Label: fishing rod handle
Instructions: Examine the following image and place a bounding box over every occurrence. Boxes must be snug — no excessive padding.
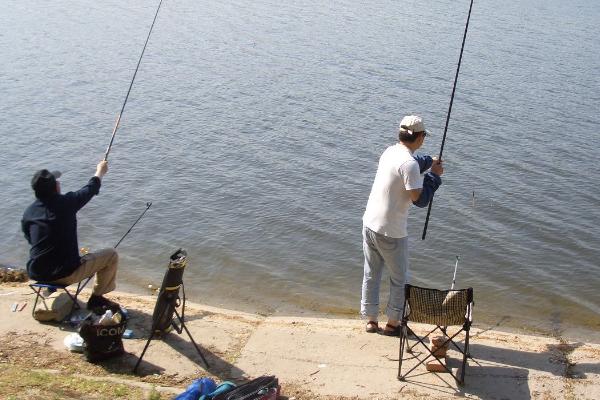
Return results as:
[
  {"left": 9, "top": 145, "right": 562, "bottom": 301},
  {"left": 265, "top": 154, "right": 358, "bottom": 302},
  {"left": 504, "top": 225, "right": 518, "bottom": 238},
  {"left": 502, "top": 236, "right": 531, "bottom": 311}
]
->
[{"left": 104, "top": 114, "right": 122, "bottom": 161}]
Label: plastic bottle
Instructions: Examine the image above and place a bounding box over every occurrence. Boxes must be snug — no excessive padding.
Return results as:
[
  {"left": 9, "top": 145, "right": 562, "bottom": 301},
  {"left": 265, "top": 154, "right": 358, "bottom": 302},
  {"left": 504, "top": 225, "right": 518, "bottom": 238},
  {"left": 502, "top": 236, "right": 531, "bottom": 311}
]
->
[
  {"left": 111, "top": 312, "right": 122, "bottom": 325},
  {"left": 98, "top": 310, "right": 114, "bottom": 325}
]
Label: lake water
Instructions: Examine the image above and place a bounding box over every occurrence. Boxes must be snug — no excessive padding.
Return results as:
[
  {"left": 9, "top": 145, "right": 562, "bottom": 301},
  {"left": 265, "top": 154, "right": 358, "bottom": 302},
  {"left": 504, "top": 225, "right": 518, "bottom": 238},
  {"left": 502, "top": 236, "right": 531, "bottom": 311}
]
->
[{"left": 1, "top": 0, "right": 599, "bottom": 342}]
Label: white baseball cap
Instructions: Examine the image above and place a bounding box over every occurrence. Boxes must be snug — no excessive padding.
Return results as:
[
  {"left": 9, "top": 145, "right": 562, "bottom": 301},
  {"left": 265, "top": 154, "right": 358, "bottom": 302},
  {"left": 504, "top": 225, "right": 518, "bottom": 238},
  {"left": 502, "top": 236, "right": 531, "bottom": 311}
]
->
[{"left": 399, "top": 115, "right": 429, "bottom": 136}]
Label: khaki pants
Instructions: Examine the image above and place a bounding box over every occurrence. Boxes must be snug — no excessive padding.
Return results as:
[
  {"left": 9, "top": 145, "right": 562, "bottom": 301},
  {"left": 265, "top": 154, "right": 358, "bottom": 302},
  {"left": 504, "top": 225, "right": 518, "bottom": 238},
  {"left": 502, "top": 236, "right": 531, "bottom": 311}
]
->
[{"left": 52, "top": 248, "right": 118, "bottom": 296}]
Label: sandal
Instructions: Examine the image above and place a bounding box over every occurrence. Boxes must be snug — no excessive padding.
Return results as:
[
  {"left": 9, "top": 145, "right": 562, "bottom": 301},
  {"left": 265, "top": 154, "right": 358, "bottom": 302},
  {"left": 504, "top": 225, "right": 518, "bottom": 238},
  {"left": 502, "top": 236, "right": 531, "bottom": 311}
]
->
[
  {"left": 365, "top": 321, "right": 379, "bottom": 333},
  {"left": 380, "top": 323, "right": 401, "bottom": 337}
]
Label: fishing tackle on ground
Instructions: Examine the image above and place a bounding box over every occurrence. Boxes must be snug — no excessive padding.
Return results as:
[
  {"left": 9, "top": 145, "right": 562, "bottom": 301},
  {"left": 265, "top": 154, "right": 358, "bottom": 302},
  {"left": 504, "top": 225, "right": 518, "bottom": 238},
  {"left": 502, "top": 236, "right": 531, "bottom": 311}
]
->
[{"left": 133, "top": 248, "right": 210, "bottom": 373}]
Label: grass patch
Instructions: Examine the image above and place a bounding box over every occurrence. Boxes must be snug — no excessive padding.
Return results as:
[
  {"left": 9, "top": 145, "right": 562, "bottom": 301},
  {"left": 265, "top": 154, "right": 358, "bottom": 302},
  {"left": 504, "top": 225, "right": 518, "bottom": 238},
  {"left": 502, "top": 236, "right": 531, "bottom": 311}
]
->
[{"left": 0, "top": 365, "right": 163, "bottom": 400}]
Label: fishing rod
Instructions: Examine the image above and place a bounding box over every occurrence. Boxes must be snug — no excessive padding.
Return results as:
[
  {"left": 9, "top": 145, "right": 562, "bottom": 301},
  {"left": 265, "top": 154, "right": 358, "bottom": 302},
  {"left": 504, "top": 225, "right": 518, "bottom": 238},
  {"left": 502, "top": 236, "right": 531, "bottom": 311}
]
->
[
  {"left": 451, "top": 255, "right": 460, "bottom": 290},
  {"left": 104, "top": 0, "right": 165, "bottom": 161},
  {"left": 421, "top": 0, "right": 474, "bottom": 240},
  {"left": 114, "top": 202, "right": 153, "bottom": 248},
  {"left": 78, "top": 202, "right": 152, "bottom": 292},
  {"left": 440, "top": 255, "right": 460, "bottom": 333}
]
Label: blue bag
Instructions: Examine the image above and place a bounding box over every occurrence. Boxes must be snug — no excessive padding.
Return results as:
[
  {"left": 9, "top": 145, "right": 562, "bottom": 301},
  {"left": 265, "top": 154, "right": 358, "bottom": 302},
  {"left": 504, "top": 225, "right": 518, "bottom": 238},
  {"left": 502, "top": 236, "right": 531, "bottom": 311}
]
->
[{"left": 174, "top": 377, "right": 217, "bottom": 400}]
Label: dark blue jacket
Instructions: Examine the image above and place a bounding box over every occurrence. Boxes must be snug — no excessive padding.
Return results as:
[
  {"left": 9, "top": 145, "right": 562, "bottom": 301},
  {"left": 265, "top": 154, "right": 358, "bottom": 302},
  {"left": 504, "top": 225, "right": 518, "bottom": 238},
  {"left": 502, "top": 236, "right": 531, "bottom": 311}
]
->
[{"left": 22, "top": 177, "right": 101, "bottom": 281}]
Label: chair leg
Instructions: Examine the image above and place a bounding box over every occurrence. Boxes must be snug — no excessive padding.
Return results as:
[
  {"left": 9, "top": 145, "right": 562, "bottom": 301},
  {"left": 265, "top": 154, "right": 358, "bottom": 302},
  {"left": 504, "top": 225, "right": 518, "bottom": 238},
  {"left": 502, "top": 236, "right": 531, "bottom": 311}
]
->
[
  {"left": 398, "top": 325, "right": 407, "bottom": 380},
  {"left": 63, "top": 278, "right": 92, "bottom": 322},
  {"left": 398, "top": 325, "right": 433, "bottom": 380},
  {"left": 75, "top": 277, "right": 92, "bottom": 298},
  {"left": 408, "top": 325, "right": 437, "bottom": 353},
  {"left": 400, "top": 325, "right": 470, "bottom": 383},
  {"left": 458, "top": 330, "right": 470, "bottom": 385},
  {"left": 30, "top": 285, "right": 42, "bottom": 317}
]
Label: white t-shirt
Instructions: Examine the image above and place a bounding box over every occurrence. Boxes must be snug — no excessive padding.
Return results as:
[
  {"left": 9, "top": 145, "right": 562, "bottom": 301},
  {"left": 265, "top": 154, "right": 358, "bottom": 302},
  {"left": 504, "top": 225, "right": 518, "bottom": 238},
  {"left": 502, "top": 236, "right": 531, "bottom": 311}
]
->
[{"left": 363, "top": 143, "right": 423, "bottom": 238}]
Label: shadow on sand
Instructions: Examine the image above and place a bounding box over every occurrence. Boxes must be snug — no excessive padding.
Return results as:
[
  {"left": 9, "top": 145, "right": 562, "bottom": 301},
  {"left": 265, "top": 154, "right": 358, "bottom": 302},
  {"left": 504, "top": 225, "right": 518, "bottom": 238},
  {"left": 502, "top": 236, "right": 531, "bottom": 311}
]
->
[
  {"left": 53, "top": 303, "right": 246, "bottom": 383},
  {"left": 121, "top": 307, "right": 245, "bottom": 380}
]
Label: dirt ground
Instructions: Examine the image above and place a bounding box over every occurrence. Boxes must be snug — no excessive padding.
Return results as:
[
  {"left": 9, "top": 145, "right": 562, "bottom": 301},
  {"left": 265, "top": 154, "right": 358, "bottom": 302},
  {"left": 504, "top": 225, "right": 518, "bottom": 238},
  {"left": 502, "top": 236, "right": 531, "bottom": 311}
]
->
[{"left": 1, "top": 282, "right": 599, "bottom": 399}]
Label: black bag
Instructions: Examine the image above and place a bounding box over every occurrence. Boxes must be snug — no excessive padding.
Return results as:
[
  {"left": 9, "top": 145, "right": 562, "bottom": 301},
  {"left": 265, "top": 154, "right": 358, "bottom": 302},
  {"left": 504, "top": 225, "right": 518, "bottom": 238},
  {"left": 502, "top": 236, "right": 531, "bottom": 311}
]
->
[
  {"left": 78, "top": 306, "right": 127, "bottom": 362},
  {"left": 213, "top": 376, "right": 279, "bottom": 400}
]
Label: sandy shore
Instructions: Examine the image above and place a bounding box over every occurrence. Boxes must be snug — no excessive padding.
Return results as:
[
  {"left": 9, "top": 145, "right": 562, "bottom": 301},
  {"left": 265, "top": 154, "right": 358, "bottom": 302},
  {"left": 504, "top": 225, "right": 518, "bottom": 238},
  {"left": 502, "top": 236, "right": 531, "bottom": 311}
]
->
[{"left": 1, "top": 282, "right": 599, "bottom": 399}]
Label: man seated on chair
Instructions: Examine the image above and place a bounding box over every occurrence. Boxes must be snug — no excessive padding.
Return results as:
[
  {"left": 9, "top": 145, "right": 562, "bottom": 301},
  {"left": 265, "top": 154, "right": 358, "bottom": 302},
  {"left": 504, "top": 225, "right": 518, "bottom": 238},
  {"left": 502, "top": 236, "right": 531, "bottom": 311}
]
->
[{"left": 22, "top": 160, "right": 119, "bottom": 310}]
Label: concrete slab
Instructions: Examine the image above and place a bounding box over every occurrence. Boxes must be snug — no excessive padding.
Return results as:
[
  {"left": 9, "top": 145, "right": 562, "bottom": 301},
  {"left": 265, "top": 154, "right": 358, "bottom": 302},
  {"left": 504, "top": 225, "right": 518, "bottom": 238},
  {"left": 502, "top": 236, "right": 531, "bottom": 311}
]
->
[{"left": 2, "top": 284, "right": 599, "bottom": 399}]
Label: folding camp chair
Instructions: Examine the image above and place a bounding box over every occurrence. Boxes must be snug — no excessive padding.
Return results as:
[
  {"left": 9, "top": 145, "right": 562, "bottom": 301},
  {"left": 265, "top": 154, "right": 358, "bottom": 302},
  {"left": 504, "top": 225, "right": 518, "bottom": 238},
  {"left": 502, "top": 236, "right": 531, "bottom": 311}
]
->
[
  {"left": 29, "top": 277, "right": 92, "bottom": 321},
  {"left": 398, "top": 284, "right": 474, "bottom": 385}
]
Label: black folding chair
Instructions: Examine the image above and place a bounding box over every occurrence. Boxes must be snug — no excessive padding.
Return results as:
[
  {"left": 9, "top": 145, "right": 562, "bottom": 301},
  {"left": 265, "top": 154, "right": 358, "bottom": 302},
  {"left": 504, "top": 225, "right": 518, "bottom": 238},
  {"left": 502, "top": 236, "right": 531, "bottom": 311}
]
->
[{"left": 398, "top": 284, "right": 474, "bottom": 385}]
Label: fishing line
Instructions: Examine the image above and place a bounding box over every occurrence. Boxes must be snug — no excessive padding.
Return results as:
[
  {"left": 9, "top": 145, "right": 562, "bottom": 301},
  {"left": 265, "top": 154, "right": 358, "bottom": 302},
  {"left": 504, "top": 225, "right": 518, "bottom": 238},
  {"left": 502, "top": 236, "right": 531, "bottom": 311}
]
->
[
  {"left": 104, "top": 0, "right": 165, "bottom": 161},
  {"left": 421, "top": 0, "right": 474, "bottom": 240}
]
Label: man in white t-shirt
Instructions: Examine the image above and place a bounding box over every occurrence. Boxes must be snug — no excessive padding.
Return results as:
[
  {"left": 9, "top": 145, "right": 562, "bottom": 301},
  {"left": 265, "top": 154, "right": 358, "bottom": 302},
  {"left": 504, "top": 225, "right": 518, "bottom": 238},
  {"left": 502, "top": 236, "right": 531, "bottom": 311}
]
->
[{"left": 361, "top": 115, "right": 444, "bottom": 336}]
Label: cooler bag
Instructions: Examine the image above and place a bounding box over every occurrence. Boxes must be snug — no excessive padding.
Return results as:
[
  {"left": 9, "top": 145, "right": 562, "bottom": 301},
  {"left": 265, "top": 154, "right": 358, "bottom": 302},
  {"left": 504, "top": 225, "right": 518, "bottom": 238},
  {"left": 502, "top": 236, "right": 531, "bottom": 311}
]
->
[{"left": 78, "top": 305, "right": 127, "bottom": 362}]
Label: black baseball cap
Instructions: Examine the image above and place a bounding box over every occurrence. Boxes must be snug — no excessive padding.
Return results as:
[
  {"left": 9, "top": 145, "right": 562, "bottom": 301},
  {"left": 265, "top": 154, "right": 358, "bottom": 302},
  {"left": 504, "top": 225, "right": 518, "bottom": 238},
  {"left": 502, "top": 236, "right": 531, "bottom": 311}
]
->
[{"left": 31, "top": 169, "right": 62, "bottom": 198}]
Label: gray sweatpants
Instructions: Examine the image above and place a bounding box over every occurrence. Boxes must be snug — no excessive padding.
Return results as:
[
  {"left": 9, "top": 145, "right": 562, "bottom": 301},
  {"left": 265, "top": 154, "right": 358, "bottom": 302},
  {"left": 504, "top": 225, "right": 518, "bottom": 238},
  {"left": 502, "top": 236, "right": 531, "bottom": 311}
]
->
[{"left": 360, "top": 226, "right": 410, "bottom": 321}]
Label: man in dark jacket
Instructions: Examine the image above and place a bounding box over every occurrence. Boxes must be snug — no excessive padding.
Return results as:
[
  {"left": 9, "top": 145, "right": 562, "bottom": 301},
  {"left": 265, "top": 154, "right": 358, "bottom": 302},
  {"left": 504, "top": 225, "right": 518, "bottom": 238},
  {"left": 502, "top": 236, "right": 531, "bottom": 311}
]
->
[{"left": 22, "top": 160, "right": 119, "bottom": 310}]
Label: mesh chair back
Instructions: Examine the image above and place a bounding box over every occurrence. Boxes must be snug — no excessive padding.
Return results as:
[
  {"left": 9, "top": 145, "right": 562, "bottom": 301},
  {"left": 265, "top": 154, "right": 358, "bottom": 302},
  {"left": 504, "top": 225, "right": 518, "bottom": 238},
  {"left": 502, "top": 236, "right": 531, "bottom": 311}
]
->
[{"left": 406, "top": 285, "right": 473, "bottom": 326}]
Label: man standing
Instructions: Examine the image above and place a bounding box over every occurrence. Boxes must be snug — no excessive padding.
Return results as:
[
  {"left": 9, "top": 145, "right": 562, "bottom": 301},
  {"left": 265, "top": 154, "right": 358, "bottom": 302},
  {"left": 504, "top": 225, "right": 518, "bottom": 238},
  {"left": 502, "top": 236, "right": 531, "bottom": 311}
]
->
[
  {"left": 22, "top": 160, "right": 119, "bottom": 310},
  {"left": 361, "top": 115, "right": 444, "bottom": 336}
]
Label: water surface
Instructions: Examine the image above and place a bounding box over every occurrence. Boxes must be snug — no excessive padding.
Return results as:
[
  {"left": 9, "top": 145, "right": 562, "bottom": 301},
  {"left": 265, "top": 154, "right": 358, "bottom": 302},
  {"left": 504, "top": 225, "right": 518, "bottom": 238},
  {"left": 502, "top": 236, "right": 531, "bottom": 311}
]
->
[{"left": 1, "top": 0, "right": 599, "bottom": 342}]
